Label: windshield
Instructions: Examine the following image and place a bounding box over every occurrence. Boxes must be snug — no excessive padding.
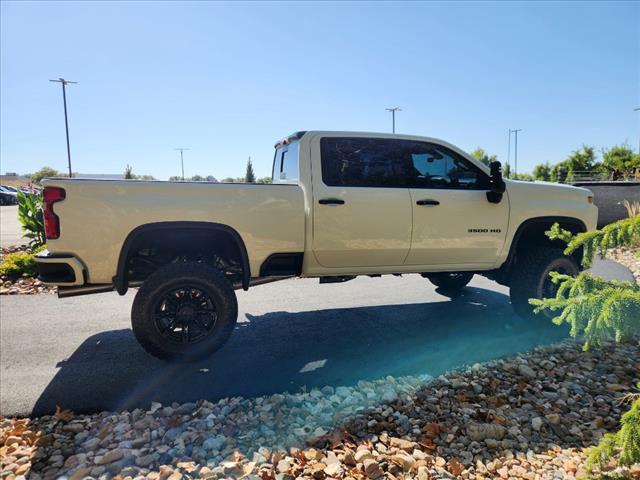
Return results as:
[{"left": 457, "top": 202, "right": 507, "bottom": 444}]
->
[{"left": 272, "top": 141, "right": 300, "bottom": 184}]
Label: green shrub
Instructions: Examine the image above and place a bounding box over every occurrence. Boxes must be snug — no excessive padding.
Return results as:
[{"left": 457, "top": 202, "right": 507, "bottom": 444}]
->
[
  {"left": 0, "top": 252, "right": 38, "bottom": 278},
  {"left": 17, "top": 191, "right": 45, "bottom": 248}
]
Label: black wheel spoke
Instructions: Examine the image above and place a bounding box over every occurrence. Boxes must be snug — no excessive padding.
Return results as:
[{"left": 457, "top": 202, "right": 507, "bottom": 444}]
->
[
  {"left": 158, "top": 318, "right": 177, "bottom": 337},
  {"left": 194, "top": 313, "right": 212, "bottom": 331},
  {"left": 153, "top": 286, "right": 217, "bottom": 345},
  {"left": 164, "top": 296, "right": 179, "bottom": 311},
  {"left": 181, "top": 326, "right": 189, "bottom": 343}
]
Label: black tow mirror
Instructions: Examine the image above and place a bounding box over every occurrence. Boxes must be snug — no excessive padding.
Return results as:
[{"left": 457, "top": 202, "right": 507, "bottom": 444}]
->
[{"left": 487, "top": 160, "right": 506, "bottom": 204}]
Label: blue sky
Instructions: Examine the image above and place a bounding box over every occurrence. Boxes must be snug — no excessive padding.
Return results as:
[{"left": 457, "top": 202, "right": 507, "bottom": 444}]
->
[{"left": 1, "top": 1, "right": 638, "bottom": 180}]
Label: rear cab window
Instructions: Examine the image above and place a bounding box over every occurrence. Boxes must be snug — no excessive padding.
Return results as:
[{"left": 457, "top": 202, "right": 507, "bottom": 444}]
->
[{"left": 272, "top": 141, "right": 300, "bottom": 184}]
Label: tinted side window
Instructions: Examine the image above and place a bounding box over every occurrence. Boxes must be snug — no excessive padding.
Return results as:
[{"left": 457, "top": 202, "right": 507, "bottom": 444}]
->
[
  {"left": 320, "top": 137, "right": 489, "bottom": 189},
  {"left": 404, "top": 141, "right": 489, "bottom": 190},
  {"left": 320, "top": 137, "right": 407, "bottom": 188}
]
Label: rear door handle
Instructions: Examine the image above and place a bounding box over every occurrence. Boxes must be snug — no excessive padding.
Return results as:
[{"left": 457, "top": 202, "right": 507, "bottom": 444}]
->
[
  {"left": 319, "top": 198, "right": 345, "bottom": 205},
  {"left": 416, "top": 199, "right": 440, "bottom": 206}
]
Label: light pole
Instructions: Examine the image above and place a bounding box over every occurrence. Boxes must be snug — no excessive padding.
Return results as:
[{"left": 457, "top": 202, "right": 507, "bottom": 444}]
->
[
  {"left": 512, "top": 128, "right": 522, "bottom": 176},
  {"left": 175, "top": 148, "right": 190, "bottom": 181},
  {"left": 49, "top": 78, "right": 78, "bottom": 177},
  {"left": 507, "top": 129, "right": 512, "bottom": 178},
  {"left": 385, "top": 107, "right": 401, "bottom": 133},
  {"left": 635, "top": 107, "right": 640, "bottom": 154}
]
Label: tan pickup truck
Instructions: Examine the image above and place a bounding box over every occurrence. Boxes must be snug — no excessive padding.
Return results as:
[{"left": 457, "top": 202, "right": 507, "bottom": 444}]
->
[{"left": 36, "top": 131, "right": 598, "bottom": 360}]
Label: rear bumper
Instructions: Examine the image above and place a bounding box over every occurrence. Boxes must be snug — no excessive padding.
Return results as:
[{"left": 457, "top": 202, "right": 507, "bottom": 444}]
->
[{"left": 34, "top": 250, "right": 86, "bottom": 286}]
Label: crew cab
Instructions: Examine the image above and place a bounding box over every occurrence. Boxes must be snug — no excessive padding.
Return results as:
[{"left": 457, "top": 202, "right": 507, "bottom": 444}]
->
[{"left": 36, "top": 131, "right": 598, "bottom": 360}]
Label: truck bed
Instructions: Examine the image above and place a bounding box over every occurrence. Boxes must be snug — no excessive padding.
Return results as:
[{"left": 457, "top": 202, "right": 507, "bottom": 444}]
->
[{"left": 43, "top": 179, "right": 305, "bottom": 284}]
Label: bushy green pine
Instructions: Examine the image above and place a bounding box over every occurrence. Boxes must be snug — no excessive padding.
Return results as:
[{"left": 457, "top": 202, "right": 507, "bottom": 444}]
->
[
  {"left": 245, "top": 158, "right": 256, "bottom": 183},
  {"left": 529, "top": 214, "right": 640, "bottom": 470},
  {"left": 586, "top": 388, "right": 640, "bottom": 469}
]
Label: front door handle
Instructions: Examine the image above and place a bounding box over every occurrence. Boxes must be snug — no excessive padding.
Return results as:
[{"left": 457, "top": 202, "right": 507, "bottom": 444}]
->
[
  {"left": 319, "top": 198, "right": 345, "bottom": 205},
  {"left": 416, "top": 199, "right": 440, "bottom": 206}
]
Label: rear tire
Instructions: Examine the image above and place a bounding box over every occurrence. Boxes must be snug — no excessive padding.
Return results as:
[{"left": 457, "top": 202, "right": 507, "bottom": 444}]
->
[
  {"left": 425, "top": 272, "right": 474, "bottom": 292},
  {"left": 131, "top": 262, "right": 238, "bottom": 361},
  {"left": 509, "top": 247, "right": 579, "bottom": 319}
]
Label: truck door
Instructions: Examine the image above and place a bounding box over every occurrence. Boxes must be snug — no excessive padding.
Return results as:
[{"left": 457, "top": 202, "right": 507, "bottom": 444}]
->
[
  {"left": 403, "top": 141, "right": 509, "bottom": 266},
  {"left": 310, "top": 135, "right": 412, "bottom": 268}
]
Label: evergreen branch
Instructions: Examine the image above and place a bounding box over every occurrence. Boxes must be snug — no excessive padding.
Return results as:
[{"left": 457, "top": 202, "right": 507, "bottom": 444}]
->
[
  {"left": 586, "top": 398, "right": 640, "bottom": 468},
  {"left": 529, "top": 273, "right": 640, "bottom": 350},
  {"left": 547, "top": 215, "right": 640, "bottom": 267}
]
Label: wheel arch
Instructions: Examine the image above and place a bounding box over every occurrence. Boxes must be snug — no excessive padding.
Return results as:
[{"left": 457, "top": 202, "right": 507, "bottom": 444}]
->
[
  {"left": 113, "top": 221, "right": 251, "bottom": 295},
  {"left": 502, "top": 215, "right": 587, "bottom": 275}
]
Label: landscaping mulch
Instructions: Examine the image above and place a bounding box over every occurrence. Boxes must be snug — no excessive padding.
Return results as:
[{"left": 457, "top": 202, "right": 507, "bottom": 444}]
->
[{"left": 2, "top": 340, "right": 639, "bottom": 480}]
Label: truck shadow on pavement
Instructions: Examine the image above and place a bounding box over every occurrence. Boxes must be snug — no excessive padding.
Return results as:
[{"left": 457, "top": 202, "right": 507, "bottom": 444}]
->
[{"left": 31, "top": 287, "right": 568, "bottom": 416}]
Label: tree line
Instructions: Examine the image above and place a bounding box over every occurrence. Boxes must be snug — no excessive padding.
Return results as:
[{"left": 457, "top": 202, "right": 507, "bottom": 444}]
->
[
  {"left": 23, "top": 158, "right": 272, "bottom": 184},
  {"left": 471, "top": 143, "right": 640, "bottom": 182},
  {"left": 24, "top": 166, "right": 157, "bottom": 183},
  {"left": 171, "top": 159, "right": 272, "bottom": 183}
]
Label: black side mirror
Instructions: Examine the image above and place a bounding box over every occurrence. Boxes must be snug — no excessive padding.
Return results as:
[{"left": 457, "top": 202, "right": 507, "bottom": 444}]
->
[{"left": 487, "top": 160, "right": 506, "bottom": 204}]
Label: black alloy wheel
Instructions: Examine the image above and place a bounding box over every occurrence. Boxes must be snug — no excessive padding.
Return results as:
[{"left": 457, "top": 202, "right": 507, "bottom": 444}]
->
[{"left": 153, "top": 286, "right": 218, "bottom": 345}]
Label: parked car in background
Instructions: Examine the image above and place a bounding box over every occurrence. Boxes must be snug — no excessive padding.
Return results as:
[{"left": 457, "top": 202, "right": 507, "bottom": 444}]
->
[
  {"left": 0, "top": 185, "right": 19, "bottom": 205},
  {"left": 19, "top": 185, "right": 40, "bottom": 195}
]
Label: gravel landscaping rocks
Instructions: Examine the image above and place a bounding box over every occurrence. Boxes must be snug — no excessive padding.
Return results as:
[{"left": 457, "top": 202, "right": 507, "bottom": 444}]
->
[
  {"left": 607, "top": 247, "right": 640, "bottom": 284},
  {"left": 2, "top": 339, "right": 639, "bottom": 479},
  {"left": 0, "top": 276, "right": 56, "bottom": 295},
  {"left": 0, "top": 245, "right": 56, "bottom": 295}
]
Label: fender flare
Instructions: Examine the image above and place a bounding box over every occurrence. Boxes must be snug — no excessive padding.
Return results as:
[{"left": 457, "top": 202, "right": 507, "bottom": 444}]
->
[
  {"left": 113, "top": 221, "right": 251, "bottom": 295},
  {"left": 503, "top": 216, "right": 587, "bottom": 271}
]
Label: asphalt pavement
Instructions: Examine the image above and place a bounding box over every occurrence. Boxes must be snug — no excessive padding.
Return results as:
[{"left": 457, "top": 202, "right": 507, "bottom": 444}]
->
[
  {"left": 0, "top": 205, "right": 22, "bottom": 248},
  {"left": 1, "top": 259, "right": 633, "bottom": 417}
]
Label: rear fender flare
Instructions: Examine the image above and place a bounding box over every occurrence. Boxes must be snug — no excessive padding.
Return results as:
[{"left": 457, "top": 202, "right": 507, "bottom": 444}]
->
[{"left": 113, "top": 221, "right": 250, "bottom": 294}]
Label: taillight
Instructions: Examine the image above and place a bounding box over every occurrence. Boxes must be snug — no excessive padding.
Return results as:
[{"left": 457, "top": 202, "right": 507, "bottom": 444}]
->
[{"left": 43, "top": 187, "right": 65, "bottom": 239}]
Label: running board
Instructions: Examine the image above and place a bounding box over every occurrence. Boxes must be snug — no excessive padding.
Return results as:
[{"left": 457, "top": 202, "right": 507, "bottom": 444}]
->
[
  {"left": 244, "top": 276, "right": 292, "bottom": 288},
  {"left": 58, "top": 284, "right": 115, "bottom": 298}
]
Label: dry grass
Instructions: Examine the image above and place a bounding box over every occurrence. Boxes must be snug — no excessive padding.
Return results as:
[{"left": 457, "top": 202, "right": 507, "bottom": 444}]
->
[{"left": 622, "top": 199, "right": 640, "bottom": 218}]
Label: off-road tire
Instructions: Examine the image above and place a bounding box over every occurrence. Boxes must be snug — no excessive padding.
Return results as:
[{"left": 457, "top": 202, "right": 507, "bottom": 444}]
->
[
  {"left": 509, "top": 247, "right": 579, "bottom": 319},
  {"left": 426, "top": 272, "right": 474, "bottom": 292},
  {"left": 131, "top": 262, "right": 238, "bottom": 361}
]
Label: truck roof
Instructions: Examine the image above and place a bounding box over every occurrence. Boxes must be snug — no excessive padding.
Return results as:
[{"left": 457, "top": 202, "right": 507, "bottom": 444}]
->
[
  {"left": 274, "top": 131, "right": 307, "bottom": 148},
  {"left": 276, "top": 130, "right": 457, "bottom": 145}
]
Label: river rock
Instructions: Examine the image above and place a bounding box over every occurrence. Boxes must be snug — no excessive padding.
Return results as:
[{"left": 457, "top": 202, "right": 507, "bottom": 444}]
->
[
  {"left": 466, "top": 423, "right": 507, "bottom": 441},
  {"left": 95, "top": 448, "right": 124, "bottom": 465},
  {"left": 389, "top": 437, "right": 416, "bottom": 452},
  {"left": 363, "top": 459, "right": 384, "bottom": 479},
  {"left": 518, "top": 364, "right": 537, "bottom": 379},
  {"left": 531, "top": 417, "right": 543, "bottom": 431},
  {"left": 391, "top": 452, "right": 417, "bottom": 471}
]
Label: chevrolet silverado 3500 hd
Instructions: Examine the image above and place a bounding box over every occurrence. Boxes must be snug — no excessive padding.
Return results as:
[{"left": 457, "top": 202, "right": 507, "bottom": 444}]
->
[{"left": 36, "top": 131, "right": 597, "bottom": 360}]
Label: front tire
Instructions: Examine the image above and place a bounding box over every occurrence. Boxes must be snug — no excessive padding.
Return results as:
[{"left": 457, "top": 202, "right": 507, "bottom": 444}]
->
[
  {"left": 131, "top": 262, "right": 238, "bottom": 361},
  {"left": 509, "top": 247, "right": 579, "bottom": 319}
]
